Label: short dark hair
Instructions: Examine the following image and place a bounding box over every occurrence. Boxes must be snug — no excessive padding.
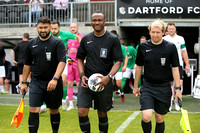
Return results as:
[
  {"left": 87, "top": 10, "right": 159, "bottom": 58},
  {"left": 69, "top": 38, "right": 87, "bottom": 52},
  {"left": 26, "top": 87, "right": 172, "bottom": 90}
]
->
[
  {"left": 92, "top": 10, "right": 105, "bottom": 19},
  {"left": 23, "top": 33, "right": 29, "bottom": 40},
  {"left": 110, "top": 30, "right": 119, "bottom": 37},
  {"left": 51, "top": 19, "right": 60, "bottom": 27},
  {"left": 140, "top": 36, "right": 146, "bottom": 40},
  {"left": 37, "top": 16, "right": 51, "bottom": 25},
  {"left": 167, "top": 22, "right": 176, "bottom": 27}
]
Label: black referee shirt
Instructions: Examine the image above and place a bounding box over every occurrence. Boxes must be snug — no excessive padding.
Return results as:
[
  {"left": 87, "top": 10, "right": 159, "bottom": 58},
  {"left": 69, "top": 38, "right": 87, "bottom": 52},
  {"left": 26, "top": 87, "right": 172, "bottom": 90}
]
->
[
  {"left": 136, "top": 39, "right": 179, "bottom": 84},
  {"left": 24, "top": 35, "right": 66, "bottom": 81},
  {"left": 76, "top": 31, "right": 123, "bottom": 77}
]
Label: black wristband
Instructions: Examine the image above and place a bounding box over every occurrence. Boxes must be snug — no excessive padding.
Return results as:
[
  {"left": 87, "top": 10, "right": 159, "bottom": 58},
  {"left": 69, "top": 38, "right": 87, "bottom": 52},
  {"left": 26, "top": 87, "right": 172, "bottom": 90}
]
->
[
  {"left": 175, "top": 86, "right": 181, "bottom": 90},
  {"left": 22, "top": 81, "right": 28, "bottom": 84}
]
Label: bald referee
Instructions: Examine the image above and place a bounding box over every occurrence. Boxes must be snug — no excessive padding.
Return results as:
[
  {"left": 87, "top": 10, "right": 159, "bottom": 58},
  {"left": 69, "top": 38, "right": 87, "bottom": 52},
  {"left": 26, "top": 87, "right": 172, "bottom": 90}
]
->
[
  {"left": 133, "top": 20, "right": 182, "bottom": 133},
  {"left": 21, "top": 16, "right": 66, "bottom": 133}
]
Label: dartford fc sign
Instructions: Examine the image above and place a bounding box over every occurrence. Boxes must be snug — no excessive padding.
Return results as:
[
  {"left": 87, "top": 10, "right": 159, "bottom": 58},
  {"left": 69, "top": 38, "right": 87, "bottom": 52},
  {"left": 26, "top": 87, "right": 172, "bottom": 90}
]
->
[{"left": 117, "top": 0, "right": 200, "bottom": 18}]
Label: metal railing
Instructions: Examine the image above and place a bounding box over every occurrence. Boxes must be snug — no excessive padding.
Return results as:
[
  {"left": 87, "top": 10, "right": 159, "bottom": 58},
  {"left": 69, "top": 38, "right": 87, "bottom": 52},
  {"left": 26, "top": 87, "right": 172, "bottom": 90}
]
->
[{"left": 0, "top": 1, "right": 116, "bottom": 27}]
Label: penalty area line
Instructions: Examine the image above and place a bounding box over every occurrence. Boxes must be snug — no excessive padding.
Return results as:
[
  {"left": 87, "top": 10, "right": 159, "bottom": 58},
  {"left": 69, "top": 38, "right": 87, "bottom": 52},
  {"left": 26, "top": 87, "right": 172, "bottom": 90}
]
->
[{"left": 115, "top": 111, "right": 140, "bottom": 133}]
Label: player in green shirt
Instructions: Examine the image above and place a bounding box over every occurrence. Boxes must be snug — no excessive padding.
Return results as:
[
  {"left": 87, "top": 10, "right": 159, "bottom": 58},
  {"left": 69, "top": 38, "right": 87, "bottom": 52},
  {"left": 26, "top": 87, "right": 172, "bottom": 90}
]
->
[
  {"left": 122, "top": 44, "right": 137, "bottom": 101},
  {"left": 113, "top": 42, "right": 128, "bottom": 102}
]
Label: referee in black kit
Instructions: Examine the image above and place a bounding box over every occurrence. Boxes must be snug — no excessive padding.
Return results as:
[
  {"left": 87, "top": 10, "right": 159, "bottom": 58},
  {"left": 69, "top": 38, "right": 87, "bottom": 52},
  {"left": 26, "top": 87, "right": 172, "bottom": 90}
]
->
[
  {"left": 21, "top": 16, "right": 66, "bottom": 133},
  {"left": 133, "top": 20, "right": 182, "bottom": 133},
  {"left": 76, "top": 11, "right": 123, "bottom": 133}
]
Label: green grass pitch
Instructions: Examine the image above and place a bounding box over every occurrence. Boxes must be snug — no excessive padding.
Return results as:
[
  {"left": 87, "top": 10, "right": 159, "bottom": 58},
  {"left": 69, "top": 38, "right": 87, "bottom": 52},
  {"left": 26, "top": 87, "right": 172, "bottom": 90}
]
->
[{"left": 0, "top": 94, "right": 200, "bottom": 133}]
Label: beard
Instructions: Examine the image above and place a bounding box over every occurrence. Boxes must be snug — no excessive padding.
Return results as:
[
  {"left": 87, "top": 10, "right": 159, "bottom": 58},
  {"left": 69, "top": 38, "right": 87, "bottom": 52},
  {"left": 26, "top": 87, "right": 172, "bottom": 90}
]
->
[{"left": 39, "top": 31, "right": 50, "bottom": 39}]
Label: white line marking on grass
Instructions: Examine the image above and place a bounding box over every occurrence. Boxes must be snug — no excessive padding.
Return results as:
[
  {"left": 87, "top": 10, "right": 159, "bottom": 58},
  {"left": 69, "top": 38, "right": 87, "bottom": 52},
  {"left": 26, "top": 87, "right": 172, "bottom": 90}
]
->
[{"left": 115, "top": 111, "right": 140, "bottom": 133}]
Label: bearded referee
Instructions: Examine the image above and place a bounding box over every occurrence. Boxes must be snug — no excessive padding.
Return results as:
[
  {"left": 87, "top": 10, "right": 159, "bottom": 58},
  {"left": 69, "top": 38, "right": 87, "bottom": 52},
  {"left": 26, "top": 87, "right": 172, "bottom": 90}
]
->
[
  {"left": 21, "top": 16, "right": 66, "bottom": 133},
  {"left": 133, "top": 20, "right": 182, "bottom": 133},
  {"left": 76, "top": 11, "right": 123, "bottom": 133}
]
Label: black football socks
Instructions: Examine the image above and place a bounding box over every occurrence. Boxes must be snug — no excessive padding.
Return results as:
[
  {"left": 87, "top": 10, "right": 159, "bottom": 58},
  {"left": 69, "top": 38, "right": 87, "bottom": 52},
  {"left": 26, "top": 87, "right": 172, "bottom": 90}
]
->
[
  {"left": 155, "top": 121, "right": 165, "bottom": 133},
  {"left": 50, "top": 113, "right": 60, "bottom": 133},
  {"left": 141, "top": 120, "right": 152, "bottom": 133},
  {"left": 29, "top": 112, "right": 39, "bottom": 133},
  {"left": 99, "top": 116, "right": 108, "bottom": 133},
  {"left": 79, "top": 116, "right": 90, "bottom": 133}
]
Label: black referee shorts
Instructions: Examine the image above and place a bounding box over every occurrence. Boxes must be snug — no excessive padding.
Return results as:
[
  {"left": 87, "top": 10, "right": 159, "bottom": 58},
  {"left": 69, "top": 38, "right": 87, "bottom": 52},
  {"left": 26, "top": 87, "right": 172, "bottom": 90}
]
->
[
  {"left": 29, "top": 76, "right": 63, "bottom": 109},
  {"left": 140, "top": 81, "right": 172, "bottom": 115},
  {"left": 77, "top": 80, "right": 113, "bottom": 112}
]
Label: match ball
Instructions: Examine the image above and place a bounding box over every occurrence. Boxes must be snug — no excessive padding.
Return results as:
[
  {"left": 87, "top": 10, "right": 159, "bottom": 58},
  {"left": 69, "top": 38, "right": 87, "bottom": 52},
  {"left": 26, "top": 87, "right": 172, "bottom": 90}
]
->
[{"left": 88, "top": 73, "right": 104, "bottom": 92}]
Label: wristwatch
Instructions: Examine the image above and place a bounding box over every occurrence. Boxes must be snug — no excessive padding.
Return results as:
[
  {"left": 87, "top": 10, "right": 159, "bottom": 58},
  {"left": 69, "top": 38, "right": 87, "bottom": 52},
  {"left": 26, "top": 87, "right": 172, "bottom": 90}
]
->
[
  {"left": 22, "top": 81, "right": 27, "bottom": 84},
  {"left": 53, "top": 77, "right": 58, "bottom": 81},
  {"left": 107, "top": 74, "right": 113, "bottom": 79}
]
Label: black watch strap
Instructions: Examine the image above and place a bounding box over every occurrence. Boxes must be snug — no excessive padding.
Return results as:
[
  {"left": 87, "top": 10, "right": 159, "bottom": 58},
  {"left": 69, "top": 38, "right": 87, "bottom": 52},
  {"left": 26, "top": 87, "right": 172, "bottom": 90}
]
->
[
  {"left": 22, "top": 81, "right": 28, "bottom": 84},
  {"left": 53, "top": 77, "right": 58, "bottom": 81},
  {"left": 108, "top": 74, "right": 113, "bottom": 79}
]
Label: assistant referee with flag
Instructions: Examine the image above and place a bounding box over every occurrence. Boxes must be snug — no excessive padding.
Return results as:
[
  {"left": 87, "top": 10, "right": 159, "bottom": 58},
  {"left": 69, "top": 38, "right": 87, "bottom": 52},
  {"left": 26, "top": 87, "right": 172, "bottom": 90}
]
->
[
  {"left": 21, "top": 16, "right": 66, "bottom": 133},
  {"left": 133, "top": 20, "right": 182, "bottom": 133}
]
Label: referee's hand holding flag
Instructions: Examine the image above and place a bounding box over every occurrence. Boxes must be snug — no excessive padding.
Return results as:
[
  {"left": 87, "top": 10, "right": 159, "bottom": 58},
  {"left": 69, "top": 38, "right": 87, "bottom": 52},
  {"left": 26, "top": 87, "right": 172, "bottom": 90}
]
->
[
  {"left": 178, "top": 98, "right": 192, "bottom": 133},
  {"left": 10, "top": 90, "right": 26, "bottom": 128}
]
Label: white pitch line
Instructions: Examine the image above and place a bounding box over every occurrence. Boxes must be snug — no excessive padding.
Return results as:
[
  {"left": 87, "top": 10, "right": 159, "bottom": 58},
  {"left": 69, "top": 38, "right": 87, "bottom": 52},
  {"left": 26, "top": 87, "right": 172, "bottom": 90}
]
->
[{"left": 115, "top": 111, "right": 140, "bottom": 133}]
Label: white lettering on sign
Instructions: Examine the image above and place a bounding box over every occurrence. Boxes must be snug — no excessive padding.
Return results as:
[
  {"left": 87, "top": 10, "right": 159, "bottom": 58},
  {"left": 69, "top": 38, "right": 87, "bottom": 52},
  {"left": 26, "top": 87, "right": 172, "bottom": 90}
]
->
[
  {"left": 128, "top": 7, "right": 184, "bottom": 14},
  {"left": 146, "top": 0, "right": 163, "bottom": 4},
  {"left": 188, "top": 7, "right": 200, "bottom": 14}
]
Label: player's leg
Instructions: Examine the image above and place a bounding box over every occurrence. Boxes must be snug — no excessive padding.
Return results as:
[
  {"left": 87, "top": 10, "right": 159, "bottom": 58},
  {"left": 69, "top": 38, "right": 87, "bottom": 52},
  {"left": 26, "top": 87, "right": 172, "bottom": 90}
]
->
[
  {"left": 28, "top": 78, "right": 44, "bottom": 132},
  {"left": 141, "top": 109, "right": 153, "bottom": 133},
  {"left": 140, "top": 82, "right": 154, "bottom": 133},
  {"left": 67, "top": 64, "right": 75, "bottom": 111},
  {"left": 155, "top": 113, "right": 165, "bottom": 133},
  {"left": 77, "top": 82, "right": 92, "bottom": 132},
  {"left": 169, "top": 81, "right": 174, "bottom": 112},
  {"left": 4, "top": 79, "right": 10, "bottom": 93},
  {"left": 95, "top": 80, "right": 113, "bottom": 133},
  {"left": 154, "top": 86, "right": 171, "bottom": 133},
  {"left": 0, "top": 66, "right": 6, "bottom": 94},
  {"left": 0, "top": 77, "right": 4, "bottom": 94},
  {"left": 67, "top": 81, "right": 74, "bottom": 110},
  {"left": 120, "top": 68, "right": 132, "bottom": 102},
  {"left": 74, "top": 66, "right": 80, "bottom": 99},
  {"left": 46, "top": 78, "right": 63, "bottom": 133},
  {"left": 97, "top": 111, "right": 108, "bottom": 133},
  {"left": 62, "top": 73, "right": 67, "bottom": 111},
  {"left": 114, "top": 72, "right": 122, "bottom": 95},
  {"left": 49, "top": 109, "right": 60, "bottom": 133},
  {"left": 29, "top": 107, "right": 41, "bottom": 133}
]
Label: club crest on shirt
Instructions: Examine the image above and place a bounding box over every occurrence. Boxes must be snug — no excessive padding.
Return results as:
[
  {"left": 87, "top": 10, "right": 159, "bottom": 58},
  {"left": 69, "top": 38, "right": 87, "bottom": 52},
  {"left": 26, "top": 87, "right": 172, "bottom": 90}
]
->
[
  {"left": 161, "top": 58, "right": 166, "bottom": 66},
  {"left": 72, "top": 43, "right": 75, "bottom": 46},
  {"left": 100, "top": 48, "right": 107, "bottom": 58}
]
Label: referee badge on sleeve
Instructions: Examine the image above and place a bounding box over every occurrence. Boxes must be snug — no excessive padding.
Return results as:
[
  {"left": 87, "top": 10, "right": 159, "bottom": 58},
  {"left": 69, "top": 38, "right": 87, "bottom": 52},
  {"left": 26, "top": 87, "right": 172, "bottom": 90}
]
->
[
  {"left": 100, "top": 48, "right": 107, "bottom": 58},
  {"left": 161, "top": 58, "right": 166, "bottom": 66}
]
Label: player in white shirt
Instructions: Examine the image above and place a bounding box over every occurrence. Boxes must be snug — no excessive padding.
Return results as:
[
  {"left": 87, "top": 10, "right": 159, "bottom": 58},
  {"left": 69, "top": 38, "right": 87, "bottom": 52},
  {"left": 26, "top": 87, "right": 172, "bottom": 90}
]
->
[{"left": 163, "top": 22, "right": 190, "bottom": 111}]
